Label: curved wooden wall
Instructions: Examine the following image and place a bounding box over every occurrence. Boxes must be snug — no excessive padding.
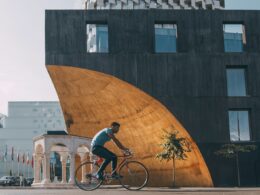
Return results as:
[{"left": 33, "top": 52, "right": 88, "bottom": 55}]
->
[{"left": 47, "top": 65, "right": 213, "bottom": 187}]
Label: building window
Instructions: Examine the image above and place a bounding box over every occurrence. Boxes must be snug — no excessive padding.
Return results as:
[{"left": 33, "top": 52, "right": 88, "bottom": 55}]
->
[
  {"left": 226, "top": 67, "right": 247, "bottom": 96},
  {"left": 155, "top": 24, "right": 177, "bottom": 53},
  {"left": 86, "top": 24, "right": 108, "bottom": 53},
  {"left": 223, "top": 24, "right": 246, "bottom": 52},
  {"left": 228, "top": 110, "right": 251, "bottom": 142}
]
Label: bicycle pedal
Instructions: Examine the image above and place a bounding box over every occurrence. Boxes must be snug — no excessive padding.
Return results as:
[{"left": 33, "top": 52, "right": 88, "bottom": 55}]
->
[{"left": 85, "top": 173, "right": 92, "bottom": 178}]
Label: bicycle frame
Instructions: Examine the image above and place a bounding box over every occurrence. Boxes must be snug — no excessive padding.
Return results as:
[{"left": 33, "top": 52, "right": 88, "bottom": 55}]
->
[{"left": 95, "top": 154, "right": 133, "bottom": 177}]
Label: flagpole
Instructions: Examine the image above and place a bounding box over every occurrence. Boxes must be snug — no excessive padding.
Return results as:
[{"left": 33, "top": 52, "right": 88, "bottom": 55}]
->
[
  {"left": 22, "top": 160, "right": 23, "bottom": 176},
  {"left": 23, "top": 160, "right": 25, "bottom": 177},
  {"left": 5, "top": 145, "right": 8, "bottom": 175},
  {"left": 27, "top": 153, "right": 29, "bottom": 178},
  {"left": 24, "top": 153, "right": 26, "bottom": 178},
  {"left": 17, "top": 152, "right": 20, "bottom": 176},
  {"left": 11, "top": 147, "right": 13, "bottom": 176},
  {"left": 31, "top": 156, "right": 34, "bottom": 178},
  {"left": 11, "top": 160, "right": 13, "bottom": 176},
  {"left": 18, "top": 161, "right": 20, "bottom": 176},
  {"left": 4, "top": 160, "right": 6, "bottom": 175}
]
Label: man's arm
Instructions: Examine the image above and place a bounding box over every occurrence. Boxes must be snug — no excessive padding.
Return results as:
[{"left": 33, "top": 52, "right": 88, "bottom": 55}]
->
[{"left": 108, "top": 133, "right": 128, "bottom": 151}]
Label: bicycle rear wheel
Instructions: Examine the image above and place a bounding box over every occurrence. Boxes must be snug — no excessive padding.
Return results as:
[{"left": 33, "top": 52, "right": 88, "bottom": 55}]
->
[
  {"left": 118, "top": 161, "right": 149, "bottom": 190},
  {"left": 74, "top": 161, "right": 102, "bottom": 191}
]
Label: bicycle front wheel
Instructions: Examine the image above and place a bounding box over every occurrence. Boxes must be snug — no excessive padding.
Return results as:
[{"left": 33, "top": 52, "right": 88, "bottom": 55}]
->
[
  {"left": 119, "top": 161, "right": 149, "bottom": 190},
  {"left": 74, "top": 161, "right": 102, "bottom": 191}
]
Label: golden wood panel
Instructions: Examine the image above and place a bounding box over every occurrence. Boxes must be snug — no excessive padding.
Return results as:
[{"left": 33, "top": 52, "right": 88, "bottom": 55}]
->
[{"left": 47, "top": 65, "right": 213, "bottom": 187}]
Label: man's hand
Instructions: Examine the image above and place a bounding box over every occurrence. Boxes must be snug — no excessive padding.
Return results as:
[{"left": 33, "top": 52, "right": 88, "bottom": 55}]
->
[
  {"left": 122, "top": 147, "right": 129, "bottom": 151},
  {"left": 122, "top": 148, "right": 131, "bottom": 156}
]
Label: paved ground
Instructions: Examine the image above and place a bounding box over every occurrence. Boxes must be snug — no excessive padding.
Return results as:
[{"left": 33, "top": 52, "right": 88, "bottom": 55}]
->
[{"left": 0, "top": 187, "right": 260, "bottom": 195}]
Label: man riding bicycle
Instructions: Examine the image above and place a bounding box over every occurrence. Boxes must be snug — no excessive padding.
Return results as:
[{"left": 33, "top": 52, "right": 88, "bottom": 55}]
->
[{"left": 91, "top": 122, "right": 129, "bottom": 180}]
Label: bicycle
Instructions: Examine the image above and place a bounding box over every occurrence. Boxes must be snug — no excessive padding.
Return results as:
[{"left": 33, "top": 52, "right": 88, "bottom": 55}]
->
[{"left": 74, "top": 150, "right": 149, "bottom": 191}]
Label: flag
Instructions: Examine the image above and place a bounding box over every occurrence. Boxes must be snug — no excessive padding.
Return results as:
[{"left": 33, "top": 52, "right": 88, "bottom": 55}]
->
[
  {"left": 11, "top": 147, "right": 14, "bottom": 161},
  {"left": 22, "top": 153, "right": 25, "bottom": 164},
  {"left": 31, "top": 156, "right": 34, "bottom": 168},
  {"left": 4, "top": 145, "right": 7, "bottom": 162},
  {"left": 26, "top": 153, "right": 30, "bottom": 165},
  {"left": 17, "top": 153, "right": 19, "bottom": 163}
]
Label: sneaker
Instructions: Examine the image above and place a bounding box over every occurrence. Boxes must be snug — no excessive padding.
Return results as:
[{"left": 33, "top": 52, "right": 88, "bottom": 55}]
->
[
  {"left": 95, "top": 172, "right": 104, "bottom": 180},
  {"left": 111, "top": 173, "right": 123, "bottom": 179}
]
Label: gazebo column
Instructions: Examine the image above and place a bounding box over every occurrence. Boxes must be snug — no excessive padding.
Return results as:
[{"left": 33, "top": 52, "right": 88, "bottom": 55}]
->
[
  {"left": 90, "top": 153, "right": 98, "bottom": 173},
  {"left": 42, "top": 153, "right": 51, "bottom": 184},
  {"left": 33, "top": 154, "right": 41, "bottom": 183},
  {"left": 68, "top": 152, "right": 75, "bottom": 184},
  {"left": 79, "top": 153, "right": 88, "bottom": 183},
  {"left": 61, "top": 155, "right": 68, "bottom": 183}
]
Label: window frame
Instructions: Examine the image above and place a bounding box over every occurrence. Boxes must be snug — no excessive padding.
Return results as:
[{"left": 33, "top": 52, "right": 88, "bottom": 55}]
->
[
  {"left": 86, "top": 22, "right": 109, "bottom": 53},
  {"left": 154, "top": 22, "right": 178, "bottom": 54},
  {"left": 223, "top": 22, "right": 246, "bottom": 53},
  {"left": 228, "top": 109, "right": 252, "bottom": 143},
  {"left": 225, "top": 65, "right": 248, "bottom": 97}
]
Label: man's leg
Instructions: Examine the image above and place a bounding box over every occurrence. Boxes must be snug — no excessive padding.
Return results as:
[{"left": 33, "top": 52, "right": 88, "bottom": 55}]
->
[{"left": 92, "top": 146, "right": 117, "bottom": 177}]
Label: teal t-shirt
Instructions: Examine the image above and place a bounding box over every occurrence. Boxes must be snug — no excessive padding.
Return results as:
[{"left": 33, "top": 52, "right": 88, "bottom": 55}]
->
[{"left": 91, "top": 128, "right": 113, "bottom": 147}]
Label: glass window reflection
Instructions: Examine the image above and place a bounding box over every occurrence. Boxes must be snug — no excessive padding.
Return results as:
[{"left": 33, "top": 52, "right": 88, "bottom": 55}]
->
[
  {"left": 223, "top": 24, "right": 246, "bottom": 52},
  {"left": 96, "top": 25, "right": 108, "bottom": 52},
  {"left": 228, "top": 110, "right": 250, "bottom": 141},
  {"left": 226, "top": 68, "right": 247, "bottom": 96},
  {"left": 155, "top": 24, "right": 177, "bottom": 53},
  {"left": 86, "top": 24, "right": 108, "bottom": 53}
]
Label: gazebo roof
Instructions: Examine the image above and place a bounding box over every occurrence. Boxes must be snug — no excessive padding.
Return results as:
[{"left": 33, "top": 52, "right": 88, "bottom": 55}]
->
[{"left": 47, "top": 130, "right": 68, "bottom": 135}]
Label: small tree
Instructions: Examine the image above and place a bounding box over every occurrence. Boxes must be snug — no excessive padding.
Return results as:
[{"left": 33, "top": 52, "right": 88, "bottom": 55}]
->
[
  {"left": 156, "top": 130, "right": 192, "bottom": 187},
  {"left": 215, "top": 144, "right": 257, "bottom": 186}
]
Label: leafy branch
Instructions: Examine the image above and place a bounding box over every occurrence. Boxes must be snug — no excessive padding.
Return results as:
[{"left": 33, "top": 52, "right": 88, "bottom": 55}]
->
[{"left": 156, "top": 129, "right": 192, "bottom": 187}]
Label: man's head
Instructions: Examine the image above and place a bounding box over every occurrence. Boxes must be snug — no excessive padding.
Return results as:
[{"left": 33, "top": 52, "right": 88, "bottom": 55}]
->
[{"left": 111, "top": 122, "right": 120, "bottom": 133}]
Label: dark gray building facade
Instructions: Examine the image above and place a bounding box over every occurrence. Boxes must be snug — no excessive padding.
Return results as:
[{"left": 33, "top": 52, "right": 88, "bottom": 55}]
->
[{"left": 45, "top": 10, "right": 260, "bottom": 186}]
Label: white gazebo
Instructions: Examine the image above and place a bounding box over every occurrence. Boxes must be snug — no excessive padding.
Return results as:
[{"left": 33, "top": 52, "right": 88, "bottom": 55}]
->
[{"left": 32, "top": 133, "right": 92, "bottom": 188}]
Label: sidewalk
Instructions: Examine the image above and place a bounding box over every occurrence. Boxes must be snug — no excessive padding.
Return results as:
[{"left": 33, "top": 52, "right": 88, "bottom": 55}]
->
[{"left": 0, "top": 187, "right": 260, "bottom": 195}]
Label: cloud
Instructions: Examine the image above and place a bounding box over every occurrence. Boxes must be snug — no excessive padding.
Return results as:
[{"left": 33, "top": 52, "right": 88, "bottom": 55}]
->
[
  {"left": 73, "top": 0, "right": 85, "bottom": 9},
  {"left": 0, "top": 81, "right": 16, "bottom": 96}
]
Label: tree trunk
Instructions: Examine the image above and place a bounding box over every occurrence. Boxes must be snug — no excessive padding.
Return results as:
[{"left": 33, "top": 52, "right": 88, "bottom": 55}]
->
[
  {"left": 236, "top": 152, "right": 241, "bottom": 187},
  {"left": 172, "top": 157, "right": 176, "bottom": 187}
]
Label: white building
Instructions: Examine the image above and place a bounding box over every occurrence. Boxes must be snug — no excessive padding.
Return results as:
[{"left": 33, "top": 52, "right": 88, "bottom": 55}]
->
[{"left": 0, "top": 101, "right": 66, "bottom": 177}]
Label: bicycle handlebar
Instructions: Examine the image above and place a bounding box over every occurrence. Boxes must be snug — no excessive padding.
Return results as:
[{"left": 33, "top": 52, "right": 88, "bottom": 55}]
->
[{"left": 117, "top": 149, "right": 133, "bottom": 158}]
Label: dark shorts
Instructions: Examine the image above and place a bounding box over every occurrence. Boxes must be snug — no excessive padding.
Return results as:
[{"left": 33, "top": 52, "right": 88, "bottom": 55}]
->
[{"left": 91, "top": 145, "right": 116, "bottom": 159}]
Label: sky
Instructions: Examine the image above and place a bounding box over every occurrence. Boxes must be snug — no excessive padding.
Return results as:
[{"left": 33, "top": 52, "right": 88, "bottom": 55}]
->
[{"left": 0, "top": 0, "right": 260, "bottom": 115}]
